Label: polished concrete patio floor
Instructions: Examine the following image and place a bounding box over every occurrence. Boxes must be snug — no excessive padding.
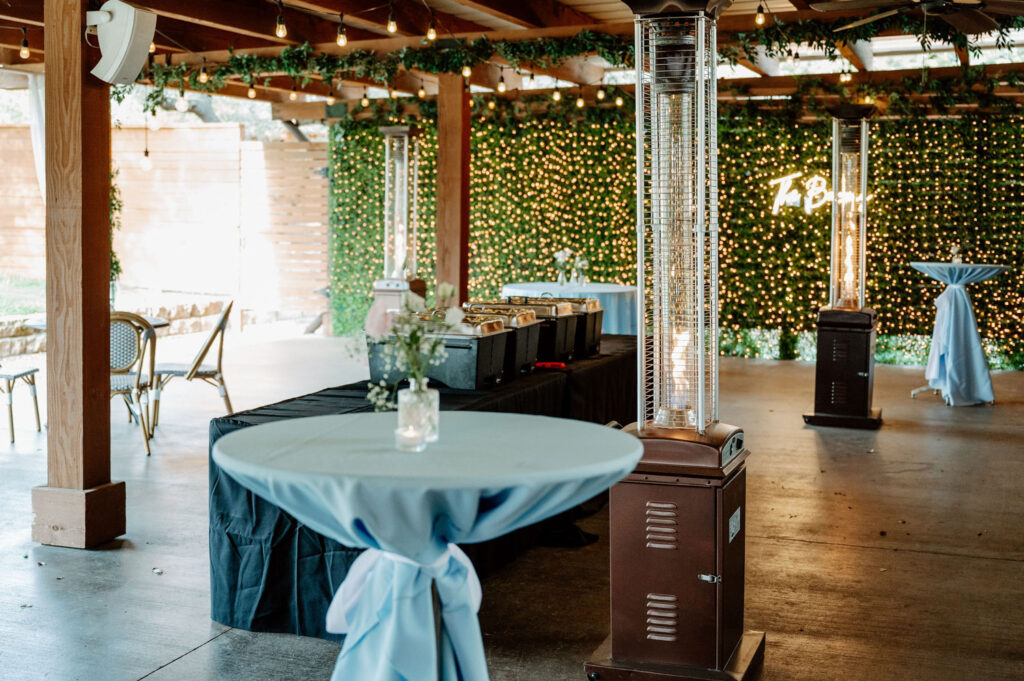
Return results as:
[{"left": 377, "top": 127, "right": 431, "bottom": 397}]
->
[{"left": 1, "top": 331, "right": 1022, "bottom": 681}]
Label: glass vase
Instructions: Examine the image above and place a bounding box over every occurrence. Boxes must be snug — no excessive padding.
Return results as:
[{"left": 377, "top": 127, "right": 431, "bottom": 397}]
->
[
  {"left": 557, "top": 271, "right": 567, "bottom": 285},
  {"left": 397, "top": 378, "right": 439, "bottom": 448}
]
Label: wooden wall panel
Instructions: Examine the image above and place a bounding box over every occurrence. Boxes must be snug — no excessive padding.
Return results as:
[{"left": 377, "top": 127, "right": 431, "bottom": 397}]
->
[{"left": 0, "top": 127, "right": 46, "bottom": 279}]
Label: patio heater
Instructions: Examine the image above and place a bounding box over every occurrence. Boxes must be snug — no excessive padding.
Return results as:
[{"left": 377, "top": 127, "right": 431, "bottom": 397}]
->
[
  {"left": 366, "top": 126, "right": 426, "bottom": 334},
  {"left": 803, "top": 104, "right": 882, "bottom": 429},
  {"left": 586, "top": 3, "right": 765, "bottom": 680}
]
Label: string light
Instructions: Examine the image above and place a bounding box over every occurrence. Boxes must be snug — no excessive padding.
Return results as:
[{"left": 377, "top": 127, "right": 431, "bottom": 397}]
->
[
  {"left": 840, "top": 71, "right": 852, "bottom": 83},
  {"left": 198, "top": 58, "right": 209, "bottom": 84},
  {"left": 361, "top": 89, "right": 370, "bottom": 107},
  {"left": 755, "top": 4, "right": 766, "bottom": 26},
  {"left": 174, "top": 92, "right": 189, "bottom": 112},
  {"left": 596, "top": 88, "right": 606, "bottom": 101},
  {"left": 327, "top": 90, "right": 336, "bottom": 105},
  {"left": 390, "top": 88, "right": 398, "bottom": 99},
  {"left": 19, "top": 27, "right": 29, "bottom": 59},
  {"left": 289, "top": 86, "right": 298, "bottom": 101},
  {"left": 247, "top": 76, "right": 257, "bottom": 99},
  {"left": 275, "top": 1, "right": 288, "bottom": 38},
  {"left": 497, "top": 71, "right": 506, "bottom": 93},
  {"left": 615, "top": 95, "right": 624, "bottom": 106},
  {"left": 794, "top": 50, "right": 801, "bottom": 63},
  {"left": 487, "top": 99, "right": 496, "bottom": 110},
  {"left": 337, "top": 14, "right": 347, "bottom": 46},
  {"left": 552, "top": 88, "right": 561, "bottom": 102},
  {"left": 417, "top": 82, "right": 427, "bottom": 98},
  {"left": 387, "top": 4, "right": 398, "bottom": 33},
  {"left": 427, "top": 15, "right": 437, "bottom": 41},
  {"left": 141, "top": 116, "right": 152, "bottom": 172},
  {"left": 576, "top": 94, "right": 585, "bottom": 108},
  {"left": 786, "top": 50, "right": 794, "bottom": 65},
  {"left": 148, "top": 41, "right": 156, "bottom": 54},
  {"left": 462, "top": 64, "right": 472, "bottom": 79}
]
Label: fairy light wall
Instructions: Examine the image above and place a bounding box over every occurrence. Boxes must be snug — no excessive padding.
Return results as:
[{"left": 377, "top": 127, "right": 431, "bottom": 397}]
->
[{"left": 329, "top": 109, "right": 1024, "bottom": 369}]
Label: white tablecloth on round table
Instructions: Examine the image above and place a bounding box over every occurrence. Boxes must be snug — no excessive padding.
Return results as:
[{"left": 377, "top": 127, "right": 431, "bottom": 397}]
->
[
  {"left": 212, "top": 411, "right": 642, "bottom": 681},
  {"left": 910, "top": 262, "right": 1008, "bottom": 406},
  {"left": 501, "top": 282, "right": 638, "bottom": 335}
]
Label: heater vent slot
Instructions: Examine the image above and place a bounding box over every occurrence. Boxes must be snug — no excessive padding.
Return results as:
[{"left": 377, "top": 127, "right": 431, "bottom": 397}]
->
[
  {"left": 645, "top": 502, "right": 678, "bottom": 549},
  {"left": 830, "top": 381, "right": 849, "bottom": 406},
  {"left": 831, "top": 338, "right": 849, "bottom": 362},
  {"left": 645, "top": 593, "right": 678, "bottom": 641}
]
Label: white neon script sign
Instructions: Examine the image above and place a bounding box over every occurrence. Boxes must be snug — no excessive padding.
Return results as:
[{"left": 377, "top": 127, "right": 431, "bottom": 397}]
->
[{"left": 768, "top": 172, "right": 868, "bottom": 216}]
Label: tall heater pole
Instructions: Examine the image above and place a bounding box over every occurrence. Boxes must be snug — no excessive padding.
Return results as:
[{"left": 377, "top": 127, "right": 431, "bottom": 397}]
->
[{"left": 586, "top": 2, "right": 766, "bottom": 679}]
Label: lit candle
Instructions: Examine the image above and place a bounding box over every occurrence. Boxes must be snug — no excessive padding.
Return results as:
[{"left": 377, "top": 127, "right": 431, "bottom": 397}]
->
[{"left": 395, "top": 425, "right": 425, "bottom": 452}]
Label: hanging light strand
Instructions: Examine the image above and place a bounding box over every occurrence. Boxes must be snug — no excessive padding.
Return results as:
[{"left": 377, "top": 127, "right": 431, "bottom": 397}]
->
[{"left": 337, "top": 13, "right": 347, "bottom": 46}]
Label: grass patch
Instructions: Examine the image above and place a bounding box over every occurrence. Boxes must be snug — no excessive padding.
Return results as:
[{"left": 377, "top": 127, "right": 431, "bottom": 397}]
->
[{"left": 0, "top": 275, "right": 45, "bottom": 316}]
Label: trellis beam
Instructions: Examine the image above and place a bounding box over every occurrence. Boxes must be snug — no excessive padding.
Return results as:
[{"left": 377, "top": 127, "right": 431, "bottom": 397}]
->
[
  {"left": 444, "top": 0, "right": 599, "bottom": 28},
  {"left": 839, "top": 40, "right": 873, "bottom": 72}
]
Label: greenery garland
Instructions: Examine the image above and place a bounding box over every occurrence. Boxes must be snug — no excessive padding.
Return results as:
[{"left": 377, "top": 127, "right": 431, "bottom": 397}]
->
[{"left": 115, "top": 15, "right": 1024, "bottom": 113}]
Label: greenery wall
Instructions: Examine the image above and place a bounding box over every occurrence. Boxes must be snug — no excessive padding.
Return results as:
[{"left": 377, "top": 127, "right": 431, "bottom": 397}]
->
[{"left": 329, "top": 107, "right": 1024, "bottom": 368}]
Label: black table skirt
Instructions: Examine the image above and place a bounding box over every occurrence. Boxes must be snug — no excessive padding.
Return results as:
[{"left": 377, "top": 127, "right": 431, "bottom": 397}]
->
[{"left": 209, "top": 335, "right": 636, "bottom": 640}]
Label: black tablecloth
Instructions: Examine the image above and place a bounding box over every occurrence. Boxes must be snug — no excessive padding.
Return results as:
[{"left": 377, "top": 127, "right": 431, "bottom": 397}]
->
[{"left": 209, "top": 335, "right": 636, "bottom": 640}]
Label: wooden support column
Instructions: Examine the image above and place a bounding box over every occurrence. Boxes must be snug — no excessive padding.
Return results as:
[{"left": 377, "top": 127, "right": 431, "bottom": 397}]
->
[
  {"left": 435, "top": 73, "right": 471, "bottom": 303},
  {"left": 32, "top": 0, "right": 125, "bottom": 549}
]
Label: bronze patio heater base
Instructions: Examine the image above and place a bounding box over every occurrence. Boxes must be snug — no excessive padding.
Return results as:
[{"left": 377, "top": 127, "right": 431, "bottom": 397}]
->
[{"left": 585, "top": 427, "right": 765, "bottom": 681}]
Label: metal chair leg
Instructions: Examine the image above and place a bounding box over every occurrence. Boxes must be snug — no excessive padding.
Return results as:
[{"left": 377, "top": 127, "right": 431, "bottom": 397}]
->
[
  {"left": 25, "top": 375, "right": 41, "bottom": 432},
  {"left": 4, "top": 379, "right": 13, "bottom": 444},
  {"left": 217, "top": 374, "right": 233, "bottom": 414},
  {"left": 151, "top": 375, "right": 164, "bottom": 429},
  {"left": 132, "top": 390, "right": 151, "bottom": 456}
]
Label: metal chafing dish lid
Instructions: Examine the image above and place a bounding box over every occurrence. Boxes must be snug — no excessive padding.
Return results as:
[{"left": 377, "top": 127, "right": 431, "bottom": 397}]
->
[
  {"left": 509, "top": 296, "right": 602, "bottom": 313},
  {"left": 419, "top": 310, "right": 506, "bottom": 336},
  {"left": 459, "top": 305, "right": 538, "bottom": 327},
  {"left": 469, "top": 299, "right": 573, "bottom": 318}
]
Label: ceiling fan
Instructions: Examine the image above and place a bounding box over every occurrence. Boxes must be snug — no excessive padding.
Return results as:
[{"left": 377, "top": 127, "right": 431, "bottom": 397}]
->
[{"left": 809, "top": 0, "right": 1024, "bottom": 34}]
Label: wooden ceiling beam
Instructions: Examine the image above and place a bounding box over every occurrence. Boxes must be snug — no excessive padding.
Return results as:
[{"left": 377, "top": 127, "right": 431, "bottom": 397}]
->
[
  {"left": 0, "top": 0, "right": 43, "bottom": 26},
  {"left": 132, "top": 0, "right": 377, "bottom": 46},
  {"left": 955, "top": 45, "right": 970, "bottom": 66},
  {"left": 445, "top": 0, "right": 598, "bottom": 28},
  {"left": 151, "top": 16, "right": 282, "bottom": 53},
  {"left": 838, "top": 40, "right": 873, "bottom": 71},
  {"left": 284, "top": 0, "right": 491, "bottom": 37}
]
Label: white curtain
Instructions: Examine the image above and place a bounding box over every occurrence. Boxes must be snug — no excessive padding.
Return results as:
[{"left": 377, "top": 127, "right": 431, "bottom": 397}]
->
[{"left": 27, "top": 73, "right": 46, "bottom": 200}]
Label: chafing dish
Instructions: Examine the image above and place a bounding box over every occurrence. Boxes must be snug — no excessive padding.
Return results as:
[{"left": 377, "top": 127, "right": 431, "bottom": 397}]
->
[
  {"left": 466, "top": 300, "right": 576, "bottom": 362},
  {"left": 461, "top": 306, "right": 541, "bottom": 378},
  {"left": 368, "top": 312, "right": 509, "bottom": 390},
  {"left": 506, "top": 296, "right": 604, "bottom": 358}
]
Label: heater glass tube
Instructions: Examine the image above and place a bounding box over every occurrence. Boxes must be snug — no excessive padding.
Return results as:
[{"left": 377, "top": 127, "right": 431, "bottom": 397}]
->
[
  {"left": 637, "top": 15, "right": 719, "bottom": 434},
  {"left": 383, "top": 134, "right": 410, "bottom": 280},
  {"left": 830, "top": 119, "right": 868, "bottom": 309}
]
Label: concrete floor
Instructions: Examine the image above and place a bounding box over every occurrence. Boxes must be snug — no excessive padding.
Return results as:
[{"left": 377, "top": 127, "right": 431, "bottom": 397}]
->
[{"left": 1, "top": 331, "right": 1022, "bottom": 681}]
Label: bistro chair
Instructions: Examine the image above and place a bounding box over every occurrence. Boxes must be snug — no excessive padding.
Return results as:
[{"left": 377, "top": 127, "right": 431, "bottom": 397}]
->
[
  {"left": 110, "top": 311, "right": 156, "bottom": 455},
  {"left": 0, "top": 363, "right": 41, "bottom": 443},
  {"left": 151, "top": 301, "right": 234, "bottom": 429}
]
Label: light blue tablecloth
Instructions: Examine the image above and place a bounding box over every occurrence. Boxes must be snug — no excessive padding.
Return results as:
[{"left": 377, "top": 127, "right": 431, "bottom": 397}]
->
[
  {"left": 212, "top": 411, "right": 642, "bottom": 681},
  {"left": 501, "top": 282, "right": 638, "bottom": 335},
  {"left": 910, "top": 262, "right": 1008, "bottom": 406}
]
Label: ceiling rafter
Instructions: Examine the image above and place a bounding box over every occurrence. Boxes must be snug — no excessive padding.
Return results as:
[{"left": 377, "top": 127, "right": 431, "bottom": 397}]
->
[
  {"left": 282, "top": 0, "right": 490, "bottom": 37},
  {"left": 444, "top": 0, "right": 599, "bottom": 28}
]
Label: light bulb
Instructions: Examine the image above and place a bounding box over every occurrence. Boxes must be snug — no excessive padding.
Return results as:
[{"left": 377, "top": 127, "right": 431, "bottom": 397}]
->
[
  {"left": 337, "top": 24, "right": 347, "bottom": 46},
  {"left": 576, "top": 96, "right": 585, "bottom": 108},
  {"left": 615, "top": 96, "right": 624, "bottom": 107},
  {"left": 289, "top": 87, "right": 298, "bottom": 101},
  {"left": 361, "top": 95, "right": 370, "bottom": 107},
  {"left": 275, "top": 14, "right": 287, "bottom": 38},
  {"left": 497, "top": 76, "right": 506, "bottom": 93},
  {"left": 786, "top": 51, "right": 794, "bottom": 65},
  {"left": 794, "top": 51, "right": 800, "bottom": 62},
  {"left": 487, "top": 99, "right": 495, "bottom": 110},
  {"left": 140, "top": 150, "right": 152, "bottom": 172},
  {"left": 417, "top": 86, "right": 426, "bottom": 98},
  {"left": 552, "top": 89, "right": 561, "bottom": 102},
  {"left": 174, "top": 95, "right": 189, "bottom": 112},
  {"left": 198, "top": 66, "right": 209, "bottom": 84},
  {"left": 427, "top": 18, "right": 437, "bottom": 41},
  {"left": 387, "top": 10, "right": 397, "bottom": 33},
  {"left": 19, "top": 42, "right": 29, "bottom": 60},
  {"left": 596, "top": 88, "right": 606, "bottom": 101},
  {"left": 247, "top": 84, "right": 257, "bottom": 99},
  {"left": 390, "top": 89, "right": 398, "bottom": 99},
  {"left": 462, "top": 65, "right": 472, "bottom": 78},
  {"left": 863, "top": 95, "right": 873, "bottom": 104},
  {"left": 148, "top": 41, "right": 156, "bottom": 54},
  {"left": 327, "top": 91, "right": 336, "bottom": 105},
  {"left": 755, "top": 4, "right": 765, "bottom": 26}
]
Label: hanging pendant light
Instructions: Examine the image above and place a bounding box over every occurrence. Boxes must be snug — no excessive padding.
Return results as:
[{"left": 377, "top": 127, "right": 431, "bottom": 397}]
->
[
  {"left": 426, "top": 15, "right": 437, "bottom": 41},
  {"left": 274, "top": 1, "right": 287, "bottom": 38},
  {"left": 19, "top": 27, "right": 30, "bottom": 59},
  {"left": 337, "top": 14, "right": 348, "bottom": 46},
  {"left": 755, "top": 3, "right": 766, "bottom": 26}
]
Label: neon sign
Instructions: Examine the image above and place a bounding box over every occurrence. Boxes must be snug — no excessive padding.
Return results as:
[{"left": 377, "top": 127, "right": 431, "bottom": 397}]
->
[{"left": 768, "top": 172, "right": 868, "bottom": 216}]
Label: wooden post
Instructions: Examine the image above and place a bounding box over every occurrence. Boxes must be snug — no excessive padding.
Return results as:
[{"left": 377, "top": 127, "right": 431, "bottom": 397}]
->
[
  {"left": 32, "top": 0, "right": 125, "bottom": 549},
  {"left": 435, "top": 74, "right": 471, "bottom": 303}
]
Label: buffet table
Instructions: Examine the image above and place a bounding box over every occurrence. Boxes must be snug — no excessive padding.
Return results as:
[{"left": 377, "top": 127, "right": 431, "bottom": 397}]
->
[
  {"left": 910, "top": 262, "right": 1007, "bottom": 406},
  {"left": 208, "top": 336, "right": 636, "bottom": 639},
  {"left": 501, "top": 282, "right": 638, "bottom": 335},
  {"left": 213, "top": 412, "right": 642, "bottom": 681}
]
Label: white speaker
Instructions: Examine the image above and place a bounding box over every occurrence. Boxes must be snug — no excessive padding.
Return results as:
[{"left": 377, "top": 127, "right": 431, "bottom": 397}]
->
[{"left": 86, "top": 0, "right": 157, "bottom": 85}]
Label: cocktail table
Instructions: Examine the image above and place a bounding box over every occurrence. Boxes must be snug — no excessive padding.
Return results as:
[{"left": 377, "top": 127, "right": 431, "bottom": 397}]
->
[
  {"left": 909, "top": 262, "right": 1007, "bottom": 406},
  {"left": 212, "top": 411, "right": 642, "bottom": 681}
]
